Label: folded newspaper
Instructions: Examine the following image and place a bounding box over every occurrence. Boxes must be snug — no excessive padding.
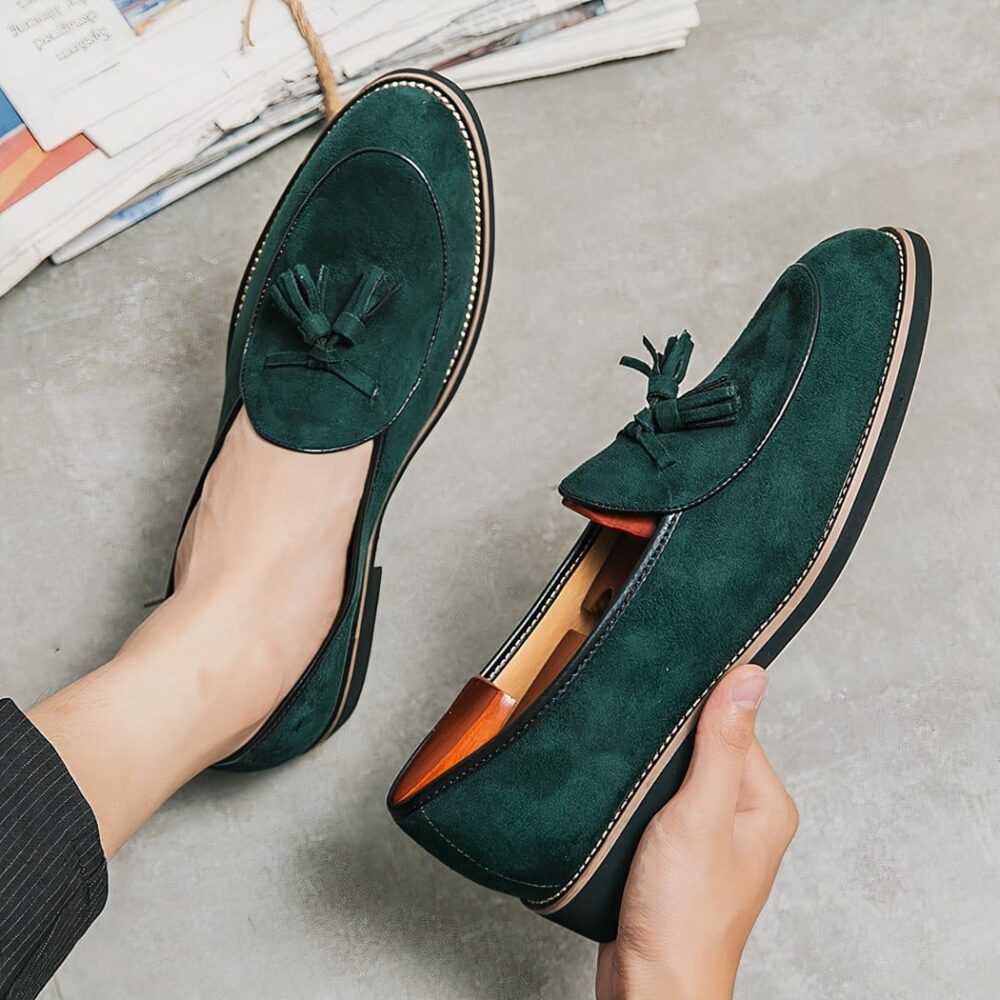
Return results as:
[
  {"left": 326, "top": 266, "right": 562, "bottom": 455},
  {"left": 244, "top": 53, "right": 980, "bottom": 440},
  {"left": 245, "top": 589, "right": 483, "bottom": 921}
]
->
[{"left": 0, "top": 0, "right": 699, "bottom": 297}]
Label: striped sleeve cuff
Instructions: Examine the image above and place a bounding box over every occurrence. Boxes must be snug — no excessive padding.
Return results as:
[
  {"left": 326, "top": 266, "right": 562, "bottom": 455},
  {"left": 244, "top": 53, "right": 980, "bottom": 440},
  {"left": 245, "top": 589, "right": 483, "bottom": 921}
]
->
[{"left": 0, "top": 699, "right": 108, "bottom": 999}]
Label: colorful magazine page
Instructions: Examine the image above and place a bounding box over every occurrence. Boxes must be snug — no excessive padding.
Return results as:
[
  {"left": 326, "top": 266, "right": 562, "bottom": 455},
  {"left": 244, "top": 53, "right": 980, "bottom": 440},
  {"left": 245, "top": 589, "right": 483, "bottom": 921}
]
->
[{"left": 0, "top": 91, "right": 95, "bottom": 214}]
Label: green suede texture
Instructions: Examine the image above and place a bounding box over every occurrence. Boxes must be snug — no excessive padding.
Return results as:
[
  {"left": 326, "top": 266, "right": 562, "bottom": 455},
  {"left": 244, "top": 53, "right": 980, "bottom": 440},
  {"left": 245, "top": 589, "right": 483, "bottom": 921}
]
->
[
  {"left": 395, "top": 229, "right": 903, "bottom": 898},
  {"left": 242, "top": 150, "right": 447, "bottom": 449},
  {"left": 560, "top": 264, "right": 819, "bottom": 511},
  {"left": 209, "top": 77, "right": 482, "bottom": 771}
]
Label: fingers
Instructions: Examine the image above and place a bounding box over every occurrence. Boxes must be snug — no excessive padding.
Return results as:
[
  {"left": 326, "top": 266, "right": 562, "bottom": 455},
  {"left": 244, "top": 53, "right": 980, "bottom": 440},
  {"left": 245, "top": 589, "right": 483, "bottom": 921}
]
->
[
  {"left": 736, "top": 740, "right": 785, "bottom": 813},
  {"left": 679, "top": 664, "right": 768, "bottom": 824},
  {"left": 738, "top": 740, "right": 799, "bottom": 848}
]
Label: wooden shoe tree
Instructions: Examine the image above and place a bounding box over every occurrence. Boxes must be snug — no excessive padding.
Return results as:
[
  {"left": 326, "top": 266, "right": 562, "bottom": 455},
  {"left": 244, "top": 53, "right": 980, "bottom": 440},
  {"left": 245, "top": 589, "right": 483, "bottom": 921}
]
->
[{"left": 392, "top": 528, "right": 648, "bottom": 804}]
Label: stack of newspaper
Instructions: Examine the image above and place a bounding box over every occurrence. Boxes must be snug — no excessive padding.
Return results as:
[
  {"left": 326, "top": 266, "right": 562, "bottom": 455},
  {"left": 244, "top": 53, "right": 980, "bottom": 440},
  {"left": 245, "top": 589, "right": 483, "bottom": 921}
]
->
[{"left": 0, "top": 0, "right": 699, "bottom": 297}]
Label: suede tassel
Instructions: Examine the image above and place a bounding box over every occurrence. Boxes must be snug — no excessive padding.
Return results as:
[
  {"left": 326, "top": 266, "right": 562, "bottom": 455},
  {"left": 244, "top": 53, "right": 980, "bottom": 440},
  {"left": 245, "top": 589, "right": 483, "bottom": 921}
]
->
[
  {"left": 268, "top": 262, "right": 398, "bottom": 398},
  {"left": 621, "top": 331, "right": 740, "bottom": 468}
]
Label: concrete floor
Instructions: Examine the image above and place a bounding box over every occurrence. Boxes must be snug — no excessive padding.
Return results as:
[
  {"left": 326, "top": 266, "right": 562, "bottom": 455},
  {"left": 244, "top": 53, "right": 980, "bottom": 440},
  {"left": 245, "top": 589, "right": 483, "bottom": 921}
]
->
[{"left": 2, "top": 1, "right": 998, "bottom": 997}]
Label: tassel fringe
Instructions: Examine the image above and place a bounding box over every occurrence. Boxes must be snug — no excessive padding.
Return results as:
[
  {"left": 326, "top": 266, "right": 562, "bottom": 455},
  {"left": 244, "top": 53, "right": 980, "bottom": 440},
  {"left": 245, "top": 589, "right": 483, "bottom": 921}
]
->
[{"left": 620, "top": 331, "right": 741, "bottom": 468}]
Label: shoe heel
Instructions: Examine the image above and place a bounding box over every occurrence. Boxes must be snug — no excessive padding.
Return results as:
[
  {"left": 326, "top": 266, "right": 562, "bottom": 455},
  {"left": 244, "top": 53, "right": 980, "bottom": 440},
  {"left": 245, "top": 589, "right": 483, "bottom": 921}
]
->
[{"left": 328, "top": 565, "right": 383, "bottom": 735}]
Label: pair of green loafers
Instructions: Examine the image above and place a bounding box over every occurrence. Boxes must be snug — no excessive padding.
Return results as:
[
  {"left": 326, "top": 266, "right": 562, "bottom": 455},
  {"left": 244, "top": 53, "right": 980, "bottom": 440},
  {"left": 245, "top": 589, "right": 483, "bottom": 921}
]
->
[{"left": 174, "top": 70, "right": 931, "bottom": 941}]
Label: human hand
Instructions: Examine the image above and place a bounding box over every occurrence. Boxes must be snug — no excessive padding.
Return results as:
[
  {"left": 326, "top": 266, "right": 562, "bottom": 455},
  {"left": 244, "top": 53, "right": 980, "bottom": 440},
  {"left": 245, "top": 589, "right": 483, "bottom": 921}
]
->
[{"left": 595, "top": 664, "right": 798, "bottom": 1000}]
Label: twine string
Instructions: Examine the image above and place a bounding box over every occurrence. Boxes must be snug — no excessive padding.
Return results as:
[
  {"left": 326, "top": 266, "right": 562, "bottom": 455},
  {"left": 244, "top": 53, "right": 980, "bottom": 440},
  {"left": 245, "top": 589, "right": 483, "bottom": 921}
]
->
[{"left": 243, "top": 0, "right": 342, "bottom": 120}]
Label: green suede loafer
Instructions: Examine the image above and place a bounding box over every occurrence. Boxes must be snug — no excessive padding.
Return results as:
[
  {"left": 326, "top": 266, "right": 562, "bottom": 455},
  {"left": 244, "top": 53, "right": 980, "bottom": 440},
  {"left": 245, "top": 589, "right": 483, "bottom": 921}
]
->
[
  {"left": 388, "top": 228, "right": 931, "bottom": 940},
  {"left": 169, "top": 70, "right": 493, "bottom": 771}
]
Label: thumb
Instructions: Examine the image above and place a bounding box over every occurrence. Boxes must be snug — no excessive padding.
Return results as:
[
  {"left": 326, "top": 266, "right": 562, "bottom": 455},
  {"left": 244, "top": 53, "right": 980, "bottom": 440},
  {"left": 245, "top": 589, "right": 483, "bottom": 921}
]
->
[{"left": 680, "top": 664, "right": 768, "bottom": 822}]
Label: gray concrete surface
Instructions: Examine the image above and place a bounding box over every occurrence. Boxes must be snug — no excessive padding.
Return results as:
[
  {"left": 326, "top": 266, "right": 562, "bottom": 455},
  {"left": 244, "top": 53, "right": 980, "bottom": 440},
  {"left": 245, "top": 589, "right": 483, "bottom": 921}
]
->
[{"left": 2, "top": 1, "right": 998, "bottom": 997}]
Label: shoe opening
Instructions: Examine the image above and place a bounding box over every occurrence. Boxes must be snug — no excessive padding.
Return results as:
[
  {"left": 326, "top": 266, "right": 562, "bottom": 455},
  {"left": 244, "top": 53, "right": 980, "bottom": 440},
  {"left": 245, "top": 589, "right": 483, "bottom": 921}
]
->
[{"left": 391, "top": 520, "right": 651, "bottom": 805}]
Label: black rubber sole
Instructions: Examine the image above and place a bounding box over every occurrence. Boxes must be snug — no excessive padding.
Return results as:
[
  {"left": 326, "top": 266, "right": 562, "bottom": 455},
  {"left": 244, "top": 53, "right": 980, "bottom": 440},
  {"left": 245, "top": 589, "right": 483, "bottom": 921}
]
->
[{"left": 533, "top": 228, "right": 932, "bottom": 941}]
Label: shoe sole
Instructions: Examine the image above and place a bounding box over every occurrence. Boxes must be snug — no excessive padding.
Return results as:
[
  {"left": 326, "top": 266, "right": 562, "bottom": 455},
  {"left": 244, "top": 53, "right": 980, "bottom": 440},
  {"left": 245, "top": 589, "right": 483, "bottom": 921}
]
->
[{"left": 527, "top": 226, "right": 932, "bottom": 940}]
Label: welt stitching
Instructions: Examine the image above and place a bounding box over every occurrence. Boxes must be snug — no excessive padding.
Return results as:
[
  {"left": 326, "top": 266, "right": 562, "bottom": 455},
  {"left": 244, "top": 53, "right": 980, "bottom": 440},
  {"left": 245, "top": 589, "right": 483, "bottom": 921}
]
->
[
  {"left": 420, "top": 513, "right": 682, "bottom": 800},
  {"left": 418, "top": 811, "right": 559, "bottom": 889},
  {"left": 531, "top": 230, "right": 908, "bottom": 906}
]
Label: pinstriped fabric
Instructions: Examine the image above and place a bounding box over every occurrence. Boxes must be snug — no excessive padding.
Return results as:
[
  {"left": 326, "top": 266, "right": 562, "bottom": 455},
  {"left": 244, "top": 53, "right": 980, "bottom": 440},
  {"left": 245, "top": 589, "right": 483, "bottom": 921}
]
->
[{"left": 0, "top": 700, "right": 107, "bottom": 1000}]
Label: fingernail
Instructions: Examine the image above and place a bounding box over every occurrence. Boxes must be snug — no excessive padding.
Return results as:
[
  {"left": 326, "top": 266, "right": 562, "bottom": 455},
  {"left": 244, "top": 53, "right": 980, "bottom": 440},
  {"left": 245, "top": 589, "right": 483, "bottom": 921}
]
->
[{"left": 730, "top": 668, "right": 768, "bottom": 710}]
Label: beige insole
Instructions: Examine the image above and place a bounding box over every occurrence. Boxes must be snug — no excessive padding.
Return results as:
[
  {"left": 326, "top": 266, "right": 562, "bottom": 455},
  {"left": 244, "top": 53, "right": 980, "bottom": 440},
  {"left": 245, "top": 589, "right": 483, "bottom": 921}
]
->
[{"left": 491, "top": 529, "right": 634, "bottom": 701}]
